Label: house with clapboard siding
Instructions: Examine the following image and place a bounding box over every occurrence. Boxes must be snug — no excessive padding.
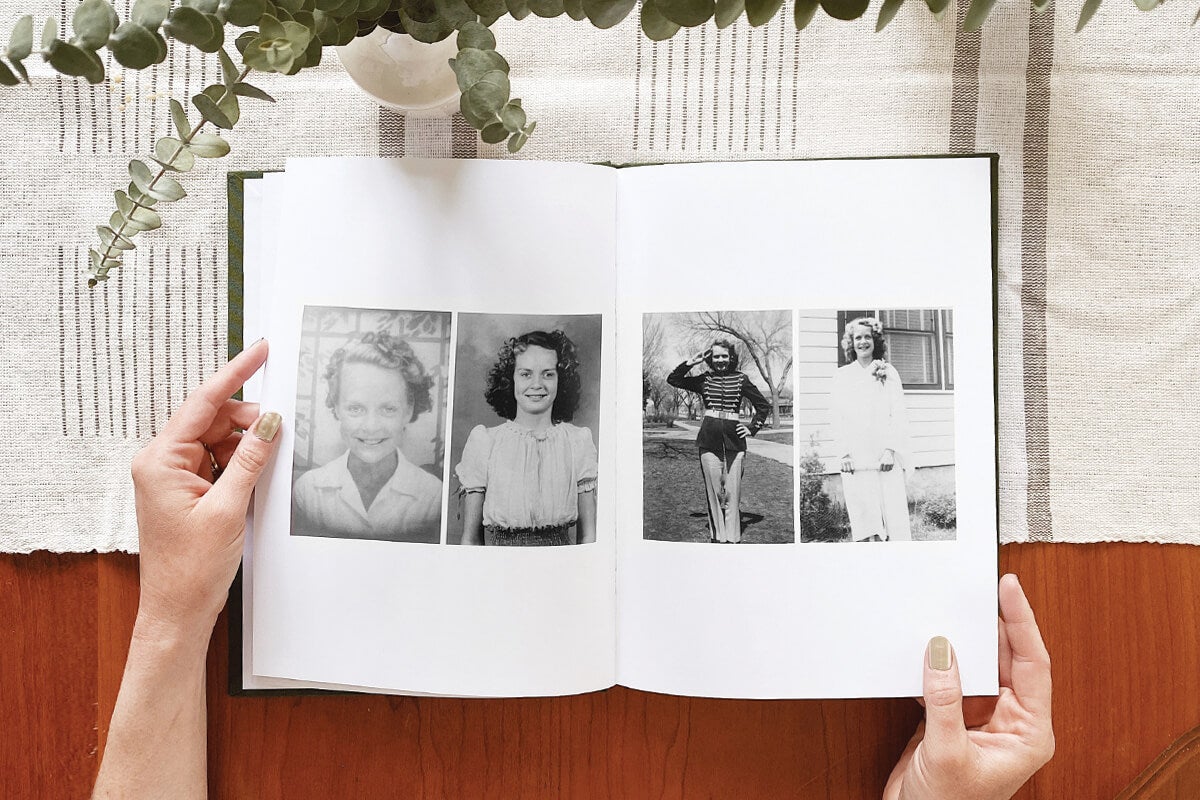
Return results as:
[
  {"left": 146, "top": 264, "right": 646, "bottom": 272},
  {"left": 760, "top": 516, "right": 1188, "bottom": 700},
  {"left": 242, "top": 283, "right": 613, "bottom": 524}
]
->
[{"left": 796, "top": 309, "right": 955, "bottom": 475}]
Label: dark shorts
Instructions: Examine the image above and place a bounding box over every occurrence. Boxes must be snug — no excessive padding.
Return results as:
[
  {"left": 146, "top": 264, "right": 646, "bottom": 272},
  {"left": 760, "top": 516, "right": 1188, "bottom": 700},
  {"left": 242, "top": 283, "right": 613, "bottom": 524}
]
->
[{"left": 696, "top": 416, "right": 746, "bottom": 454}]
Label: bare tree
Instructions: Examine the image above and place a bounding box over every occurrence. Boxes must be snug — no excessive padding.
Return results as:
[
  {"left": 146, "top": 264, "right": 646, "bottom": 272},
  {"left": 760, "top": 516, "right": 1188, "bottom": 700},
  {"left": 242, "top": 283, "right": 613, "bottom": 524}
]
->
[{"left": 679, "top": 310, "right": 793, "bottom": 428}]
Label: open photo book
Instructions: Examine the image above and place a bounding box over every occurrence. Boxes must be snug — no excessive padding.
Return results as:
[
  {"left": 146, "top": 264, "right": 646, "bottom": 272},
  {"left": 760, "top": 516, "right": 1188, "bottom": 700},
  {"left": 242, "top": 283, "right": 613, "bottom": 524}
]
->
[{"left": 232, "top": 155, "right": 999, "bottom": 699}]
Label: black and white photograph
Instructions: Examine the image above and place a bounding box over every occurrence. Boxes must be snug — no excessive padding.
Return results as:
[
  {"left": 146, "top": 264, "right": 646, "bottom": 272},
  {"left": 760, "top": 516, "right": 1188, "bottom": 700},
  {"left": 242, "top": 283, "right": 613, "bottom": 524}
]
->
[
  {"left": 290, "top": 306, "right": 451, "bottom": 544},
  {"left": 796, "top": 310, "right": 957, "bottom": 543},
  {"left": 642, "top": 311, "right": 795, "bottom": 544},
  {"left": 448, "top": 313, "right": 603, "bottom": 547}
]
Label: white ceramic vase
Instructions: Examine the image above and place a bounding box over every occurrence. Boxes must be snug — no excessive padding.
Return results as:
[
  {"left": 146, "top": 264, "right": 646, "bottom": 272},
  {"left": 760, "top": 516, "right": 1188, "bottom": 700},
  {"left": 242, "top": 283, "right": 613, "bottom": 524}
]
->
[{"left": 336, "top": 28, "right": 461, "bottom": 117}]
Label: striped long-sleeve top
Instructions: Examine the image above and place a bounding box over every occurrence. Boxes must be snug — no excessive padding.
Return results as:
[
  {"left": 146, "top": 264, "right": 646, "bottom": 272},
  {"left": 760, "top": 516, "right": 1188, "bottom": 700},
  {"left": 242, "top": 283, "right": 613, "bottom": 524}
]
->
[{"left": 667, "top": 362, "right": 772, "bottom": 435}]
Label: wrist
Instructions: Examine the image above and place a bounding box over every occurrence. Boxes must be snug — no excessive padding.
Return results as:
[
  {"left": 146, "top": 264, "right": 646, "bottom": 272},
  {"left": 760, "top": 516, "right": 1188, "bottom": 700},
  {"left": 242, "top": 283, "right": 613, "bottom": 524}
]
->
[{"left": 132, "top": 606, "right": 217, "bottom": 661}]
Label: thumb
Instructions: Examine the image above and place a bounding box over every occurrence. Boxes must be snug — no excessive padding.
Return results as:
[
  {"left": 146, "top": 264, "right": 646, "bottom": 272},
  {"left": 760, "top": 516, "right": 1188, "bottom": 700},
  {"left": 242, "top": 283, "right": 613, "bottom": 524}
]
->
[
  {"left": 921, "top": 636, "right": 969, "bottom": 756},
  {"left": 204, "top": 411, "right": 283, "bottom": 520}
]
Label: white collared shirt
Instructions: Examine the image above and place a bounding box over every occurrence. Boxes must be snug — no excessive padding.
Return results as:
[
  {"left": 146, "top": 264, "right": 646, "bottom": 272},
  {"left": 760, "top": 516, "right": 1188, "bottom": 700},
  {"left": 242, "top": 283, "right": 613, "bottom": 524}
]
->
[{"left": 292, "top": 449, "right": 443, "bottom": 543}]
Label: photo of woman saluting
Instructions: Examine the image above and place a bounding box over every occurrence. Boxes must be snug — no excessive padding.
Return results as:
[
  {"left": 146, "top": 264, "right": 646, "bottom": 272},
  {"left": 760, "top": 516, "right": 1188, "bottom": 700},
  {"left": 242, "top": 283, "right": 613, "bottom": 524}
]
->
[{"left": 667, "top": 340, "right": 772, "bottom": 543}]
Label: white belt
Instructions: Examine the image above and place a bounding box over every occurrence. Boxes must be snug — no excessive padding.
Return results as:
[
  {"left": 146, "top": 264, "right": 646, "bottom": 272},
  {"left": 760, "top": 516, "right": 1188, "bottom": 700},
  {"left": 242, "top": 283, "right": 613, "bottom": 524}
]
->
[{"left": 704, "top": 410, "right": 739, "bottom": 421}]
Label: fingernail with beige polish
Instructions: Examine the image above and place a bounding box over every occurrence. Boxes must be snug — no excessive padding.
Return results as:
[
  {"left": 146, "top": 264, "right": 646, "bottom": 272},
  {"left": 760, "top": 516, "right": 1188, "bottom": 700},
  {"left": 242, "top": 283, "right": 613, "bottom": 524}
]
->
[
  {"left": 929, "top": 636, "right": 952, "bottom": 671},
  {"left": 254, "top": 412, "right": 282, "bottom": 442}
]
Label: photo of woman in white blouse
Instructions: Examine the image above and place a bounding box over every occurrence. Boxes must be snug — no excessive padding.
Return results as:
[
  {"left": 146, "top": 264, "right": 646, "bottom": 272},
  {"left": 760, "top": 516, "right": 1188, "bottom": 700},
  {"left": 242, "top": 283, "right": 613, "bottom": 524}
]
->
[
  {"left": 455, "top": 329, "right": 598, "bottom": 546},
  {"left": 292, "top": 329, "right": 444, "bottom": 543}
]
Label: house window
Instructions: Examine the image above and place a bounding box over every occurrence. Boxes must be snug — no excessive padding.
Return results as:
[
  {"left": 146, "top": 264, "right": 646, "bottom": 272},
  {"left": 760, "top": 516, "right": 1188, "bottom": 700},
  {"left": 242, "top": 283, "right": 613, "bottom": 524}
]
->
[{"left": 837, "top": 309, "right": 955, "bottom": 390}]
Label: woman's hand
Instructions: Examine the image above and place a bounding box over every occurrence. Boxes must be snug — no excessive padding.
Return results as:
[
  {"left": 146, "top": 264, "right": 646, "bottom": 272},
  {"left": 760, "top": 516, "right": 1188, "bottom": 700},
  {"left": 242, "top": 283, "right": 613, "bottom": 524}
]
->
[
  {"left": 688, "top": 349, "right": 712, "bottom": 367},
  {"left": 841, "top": 455, "right": 855, "bottom": 474},
  {"left": 735, "top": 423, "right": 752, "bottom": 439},
  {"left": 879, "top": 448, "right": 895, "bottom": 472},
  {"left": 131, "top": 339, "right": 282, "bottom": 638},
  {"left": 883, "top": 574, "right": 1054, "bottom": 800}
]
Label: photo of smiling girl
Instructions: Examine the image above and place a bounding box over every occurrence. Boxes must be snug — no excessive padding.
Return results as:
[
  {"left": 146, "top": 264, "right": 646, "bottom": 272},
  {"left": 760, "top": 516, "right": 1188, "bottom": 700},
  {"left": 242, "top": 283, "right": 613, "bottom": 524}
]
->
[
  {"left": 290, "top": 307, "right": 451, "bottom": 544},
  {"left": 448, "top": 314, "right": 603, "bottom": 546}
]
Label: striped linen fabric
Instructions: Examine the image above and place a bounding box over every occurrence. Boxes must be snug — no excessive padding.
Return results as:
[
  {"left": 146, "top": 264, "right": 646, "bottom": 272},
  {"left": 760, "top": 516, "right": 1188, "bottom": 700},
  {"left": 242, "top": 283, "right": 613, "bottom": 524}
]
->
[{"left": 0, "top": 2, "right": 1197, "bottom": 551}]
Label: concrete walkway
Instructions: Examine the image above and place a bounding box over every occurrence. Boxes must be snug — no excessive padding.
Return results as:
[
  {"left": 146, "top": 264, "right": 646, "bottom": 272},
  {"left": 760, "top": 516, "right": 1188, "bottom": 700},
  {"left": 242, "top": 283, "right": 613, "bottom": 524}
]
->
[{"left": 646, "top": 421, "right": 795, "bottom": 467}]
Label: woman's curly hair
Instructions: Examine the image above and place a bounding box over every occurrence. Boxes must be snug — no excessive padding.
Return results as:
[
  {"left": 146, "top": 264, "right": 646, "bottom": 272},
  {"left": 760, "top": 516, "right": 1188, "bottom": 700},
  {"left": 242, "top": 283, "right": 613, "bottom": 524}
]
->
[
  {"left": 484, "top": 330, "right": 583, "bottom": 423},
  {"left": 703, "top": 338, "right": 740, "bottom": 371},
  {"left": 841, "top": 316, "right": 888, "bottom": 363},
  {"left": 324, "top": 330, "right": 433, "bottom": 422}
]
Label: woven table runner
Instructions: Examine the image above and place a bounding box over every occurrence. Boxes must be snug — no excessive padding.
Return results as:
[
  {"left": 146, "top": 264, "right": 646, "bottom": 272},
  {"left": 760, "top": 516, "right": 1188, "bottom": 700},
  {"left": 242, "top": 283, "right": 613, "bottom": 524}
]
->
[{"left": 0, "top": 0, "right": 1196, "bottom": 552}]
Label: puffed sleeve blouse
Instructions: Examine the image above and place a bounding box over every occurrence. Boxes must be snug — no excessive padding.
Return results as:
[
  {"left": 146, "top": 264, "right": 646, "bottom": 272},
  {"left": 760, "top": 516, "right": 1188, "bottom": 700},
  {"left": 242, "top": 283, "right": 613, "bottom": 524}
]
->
[{"left": 455, "top": 421, "right": 598, "bottom": 530}]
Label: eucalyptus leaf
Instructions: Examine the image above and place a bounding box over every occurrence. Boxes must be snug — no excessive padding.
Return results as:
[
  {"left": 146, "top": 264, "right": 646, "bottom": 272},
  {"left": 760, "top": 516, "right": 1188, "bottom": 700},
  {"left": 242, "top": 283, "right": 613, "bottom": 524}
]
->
[
  {"left": 219, "top": 48, "right": 239, "bottom": 84},
  {"left": 298, "top": 31, "right": 322, "bottom": 68},
  {"left": 7, "top": 15, "right": 33, "bottom": 61},
  {"left": 876, "top": 0, "right": 902, "bottom": 29},
  {"left": 962, "top": 0, "right": 996, "bottom": 30},
  {"left": 641, "top": 0, "right": 681, "bottom": 39},
  {"left": 528, "top": 0, "right": 565, "bottom": 16},
  {"left": 149, "top": 173, "right": 186, "bottom": 202},
  {"left": 183, "top": 0, "right": 221, "bottom": 14},
  {"left": 463, "top": 69, "right": 509, "bottom": 117},
  {"left": 582, "top": 0, "right": 636, "bottom": 27},
  {"left": 132, "top": 0, "right": 170, "bottom": 29},
  {"left": 46, "top": 40, "right": 105, "bottom": 83},
  {"left": 434, "top": 0, "right": 477, "bottom": 25},
  {"left": 115, "top": 210, "right": 158, "bottom": 233},
  {"left": 225, "top": 0, "right": 267, "bottom": 26},
  {"left": 127, "top": 181, "right": 158, "bottom": 207},
  {"left": 464, "top": 0, "right": 507, "bottom": 20},
  {"left": 334, "top": 15, "right": 359, "bottom": 45},
  {"left": 1075, "top": 0, "right": 1100, "bottom": 28},
  {"left": 793, "top": 0, "right": 818, "bottom": 28},
  {"left": 452, "top": 48, "right": 509, "bottom": 91},
  {"left": 505, "top": 0, "right": 532, "bottom": 19},
  {"left": 457, "top": 22, "right": 496, "bottom": 50},
  {"left": 1031, "top": 0, "right": 1049, "bottom": 10},
  {"left": 203, "top": 83, "right": 241, "bottom": 125},
  {"left": 818, "top": 0, "right": 868, "bottom": 20},
  {"left": 480, "top": 121, "right": 508, "bottom": 143},
  {"left": 195, "top": 15, "right": 226, "bottom": 52},
  {"left": 188, "top": 132, "right": 232, "bottom": 156},
  {"left": 397, "top": 7, "right": 453, "bottom": 41},
  {"left": 128, "top": 205, "right": 164, "bottom": 231},
  {"left": 72, "top": 0, "right": 117, "bottom": 51},
  {"left": 164, "top": 100, "right": 189, "bottom": 140},
  {"left": 163, "top": 6, "right": 217, "bottom": 46},
  {"left": 499, "top": 101, "right": 526, "bottom": 130},
  {"left": 108, "top": 22, "right": 161, "bottom": 70},
  {"left": 234, "top": 29, "right": 256, "bottom": 54},
  {"left": 9, "top": 59, "right": 28, "bottom": 82},
  {"left": 459, "top": 91, "right": 493, "bottom": 128},
  {"left": 192, "top": 91, "right": 234, "bottom": 128},
  {"left": 41, "top": 17, "right": 56, "bottom": 51},
  {"left": 563, "top": 0, "right": 587, "bottom": 19},
  {"left": 923, "top": 0, "right": 950, "bottom": 16},
  {"left": 0, "top": 60, "right": 17, "bottom": 86},
  {"left": 98, "top": 226, "right": 136, "bottom": 250},
  {"left": 154, "top": 136, "right": 196, "bottom": 171},
  {"left": 231, "top": 82, "right": 275, "bottom": 101},
  {"left": 507, "top": 130, "right": 528, "bottom": 153},
  {"left": 258, "top": 14, "right": 286, "bottom": 38},
  {"left": 114, "top": 190, "right": 135, "bottom": 217},
  {"left": 714, "top": 0, "right": 744, "bottom": 28},
  {"left": 149, "top": 29, "right": 168, "bottom": 62},
  {"left": 651, "top": 0, "right": 711, "bottom": 26},
  {"left": 1133, "top": 0, "right": 1159, "bottom": 10},
  {"left": 744, "top": 0, "right": 782, "bottom": 26}
]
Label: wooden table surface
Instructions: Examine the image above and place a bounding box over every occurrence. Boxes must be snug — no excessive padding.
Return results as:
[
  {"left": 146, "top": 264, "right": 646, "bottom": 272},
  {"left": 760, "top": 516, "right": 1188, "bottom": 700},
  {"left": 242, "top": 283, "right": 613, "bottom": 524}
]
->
[{"left": 4, "top": 542, "right": 1199, "bottom": 799}]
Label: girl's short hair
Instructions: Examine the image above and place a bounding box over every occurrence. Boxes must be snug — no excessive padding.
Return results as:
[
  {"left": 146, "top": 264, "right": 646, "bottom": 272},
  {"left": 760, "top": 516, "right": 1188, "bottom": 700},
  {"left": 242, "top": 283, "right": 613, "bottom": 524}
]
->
[
  {"left": 485, "top": 330, "right": 583, "bottom": 423},
  {"left": 704, "top": 338, "right": 740, "bottom": 371},
  {"left": 324, "top": 331, "right": 433, "bottom": 422},
  {"left": 841, "top": 317, "right": 888, "bottom": 363}
]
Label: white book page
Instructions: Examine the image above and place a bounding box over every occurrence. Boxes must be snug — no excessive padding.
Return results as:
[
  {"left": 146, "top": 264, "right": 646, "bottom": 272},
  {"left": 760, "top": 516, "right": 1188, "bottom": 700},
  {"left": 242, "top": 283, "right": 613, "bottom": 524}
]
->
[
  {"left": 252, "top": 158, "right": 618, "bottom": 697},
  {"left": 614, "top": 157, "right": 998, "bottom": 699}
]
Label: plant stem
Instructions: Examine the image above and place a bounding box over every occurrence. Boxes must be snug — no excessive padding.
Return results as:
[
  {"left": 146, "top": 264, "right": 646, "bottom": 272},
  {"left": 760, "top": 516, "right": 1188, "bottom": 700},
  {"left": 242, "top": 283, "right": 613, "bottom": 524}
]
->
[{"left": 98, "top": 65, "right": 253, "bottom": 269}]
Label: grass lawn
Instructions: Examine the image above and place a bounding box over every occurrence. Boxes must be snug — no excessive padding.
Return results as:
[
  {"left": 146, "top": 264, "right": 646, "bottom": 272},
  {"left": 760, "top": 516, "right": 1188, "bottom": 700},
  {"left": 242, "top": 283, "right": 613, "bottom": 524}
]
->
[
  {"left": 754, "top": 430, "right": 794, "bottom": 446},
  {"left": 642, "top": 438, "right": 794, "bottom": 543}
]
